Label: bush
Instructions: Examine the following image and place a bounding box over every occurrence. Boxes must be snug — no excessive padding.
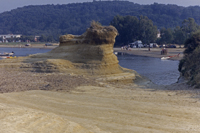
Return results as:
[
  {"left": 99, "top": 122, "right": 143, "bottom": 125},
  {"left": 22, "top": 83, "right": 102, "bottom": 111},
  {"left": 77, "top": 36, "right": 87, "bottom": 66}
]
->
[
  {"left": 179, "top": 33, "right": 200, "bottom": 87},
  {"left": 184, "top": 31, "right": 200, "bottom": 55}
]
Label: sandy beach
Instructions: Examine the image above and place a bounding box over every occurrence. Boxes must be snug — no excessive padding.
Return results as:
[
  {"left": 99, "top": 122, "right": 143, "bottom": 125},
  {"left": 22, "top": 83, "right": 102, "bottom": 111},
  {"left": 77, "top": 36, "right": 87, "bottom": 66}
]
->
[
  {"left": 1, "top": 45, "right": 200, "bottom": 132},
  {"left": 0, "top": 68, "right": 200, "bottom": 133}
]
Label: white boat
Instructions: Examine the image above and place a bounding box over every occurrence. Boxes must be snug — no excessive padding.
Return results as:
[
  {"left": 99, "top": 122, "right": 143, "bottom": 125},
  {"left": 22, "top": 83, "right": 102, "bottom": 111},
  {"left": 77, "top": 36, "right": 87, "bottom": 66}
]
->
[
  {"left": 161, "top": 53, "right": 180, "bottom": 60},
  {"left": 0, "top": 52, "right": 15, "bottom": 59},
  {"left": 0, "top": 56, "right": 9, "bottom": 59},
  {"left": 161, "top": 57, "right": 170, "bottom": 60}
]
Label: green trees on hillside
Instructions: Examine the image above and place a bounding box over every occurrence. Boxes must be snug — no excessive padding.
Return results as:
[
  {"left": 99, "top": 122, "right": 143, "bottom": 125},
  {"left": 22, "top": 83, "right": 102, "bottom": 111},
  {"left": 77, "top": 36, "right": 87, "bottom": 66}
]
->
[
  {"left": 181, "top": 18, "right": 200, "bottom": 38},
  {"left": 0, "top": 1, "right": 200, "bottom": 42},
  {"left": 110, "top": 15, "right": 157, "bottom": 46},
  {"left": 0, "top": 1, "right": 200, "bottom": 43},
  {"left": 110, "top": 16, "right": 200, "bottom": 46}
]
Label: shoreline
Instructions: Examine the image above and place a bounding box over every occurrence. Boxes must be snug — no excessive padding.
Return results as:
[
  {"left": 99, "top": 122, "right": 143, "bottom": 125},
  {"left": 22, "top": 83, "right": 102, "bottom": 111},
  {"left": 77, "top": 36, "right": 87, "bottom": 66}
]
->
[
  {"left": 0, "top": 44, "right": 185, "bottom": 61},
  {"left": 114, "top": 47, "right": 185, "bottom": 60},
  {"left": 0, "top": 43, "right": 59, "bottom": 49}
]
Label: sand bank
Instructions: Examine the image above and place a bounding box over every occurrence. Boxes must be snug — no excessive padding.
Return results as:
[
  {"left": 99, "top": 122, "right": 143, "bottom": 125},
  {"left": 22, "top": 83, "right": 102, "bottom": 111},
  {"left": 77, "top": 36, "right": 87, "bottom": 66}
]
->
[{"left": 114, "top": 47, "right": 185, "bottom": 60}]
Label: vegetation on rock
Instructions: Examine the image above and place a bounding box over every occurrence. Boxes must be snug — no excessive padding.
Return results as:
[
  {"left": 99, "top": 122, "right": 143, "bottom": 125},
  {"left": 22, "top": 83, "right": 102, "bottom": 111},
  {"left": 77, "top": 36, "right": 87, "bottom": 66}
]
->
[{"left": 179, "top": 31, "right": 200, "bottom": 87}]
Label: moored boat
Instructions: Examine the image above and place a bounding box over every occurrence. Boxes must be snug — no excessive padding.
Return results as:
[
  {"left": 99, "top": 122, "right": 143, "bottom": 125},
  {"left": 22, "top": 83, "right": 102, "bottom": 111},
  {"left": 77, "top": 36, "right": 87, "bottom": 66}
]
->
[
  {"left": 161, "top": 57, "right": 170, "bottom": 60},
  {"left": 0, "top": 51, "right": 15, "bottom": 59},
  {"left": 161, "top": 53, "right": 180, "bottom": 60}
]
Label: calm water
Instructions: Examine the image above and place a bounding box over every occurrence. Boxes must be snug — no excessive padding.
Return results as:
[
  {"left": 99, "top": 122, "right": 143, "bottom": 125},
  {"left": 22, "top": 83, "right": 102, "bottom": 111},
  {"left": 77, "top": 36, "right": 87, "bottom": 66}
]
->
[
  {"left": 0, "top": 47, "right": 51, "bottom": 57},
  {"left": 0, "top": 48, "right": 180, "bottom": 85},
  {"left": 117, "top": 53, "right": 180, "bottom": 85}
]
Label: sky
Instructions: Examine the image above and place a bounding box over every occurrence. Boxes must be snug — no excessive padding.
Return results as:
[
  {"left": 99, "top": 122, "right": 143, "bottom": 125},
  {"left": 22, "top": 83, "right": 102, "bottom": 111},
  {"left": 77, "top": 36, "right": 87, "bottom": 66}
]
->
[{"left": 0, "top": 0, "right": 200, "bottom": 13}]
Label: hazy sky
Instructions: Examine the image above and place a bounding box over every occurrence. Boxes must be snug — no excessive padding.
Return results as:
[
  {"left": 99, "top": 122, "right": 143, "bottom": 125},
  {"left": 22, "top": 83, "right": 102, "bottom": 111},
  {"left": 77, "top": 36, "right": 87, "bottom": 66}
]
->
[{"left": 0, "top": 0, "right": 200, "bottom": 13}]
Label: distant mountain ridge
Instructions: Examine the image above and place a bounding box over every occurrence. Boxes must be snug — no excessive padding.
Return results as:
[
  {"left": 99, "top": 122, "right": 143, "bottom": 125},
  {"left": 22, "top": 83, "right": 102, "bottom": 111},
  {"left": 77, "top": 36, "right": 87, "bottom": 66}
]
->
[{"left": 0, "top": 1, "right": 200, "bottom": 40}]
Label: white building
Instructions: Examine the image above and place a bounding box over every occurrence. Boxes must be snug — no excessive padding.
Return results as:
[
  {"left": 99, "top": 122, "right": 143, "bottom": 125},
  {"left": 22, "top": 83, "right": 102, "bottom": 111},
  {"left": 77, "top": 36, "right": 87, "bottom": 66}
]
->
[{"left": 0, "top": 34, "right": 21, "bottom": 39}]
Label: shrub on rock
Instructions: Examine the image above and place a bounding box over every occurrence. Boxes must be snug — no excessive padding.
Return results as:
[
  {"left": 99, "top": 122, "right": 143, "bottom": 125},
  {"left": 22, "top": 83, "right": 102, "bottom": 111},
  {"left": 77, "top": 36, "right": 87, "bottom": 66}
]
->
[{"left": 179, "top": 31, "right": 200, "bottom": 87}]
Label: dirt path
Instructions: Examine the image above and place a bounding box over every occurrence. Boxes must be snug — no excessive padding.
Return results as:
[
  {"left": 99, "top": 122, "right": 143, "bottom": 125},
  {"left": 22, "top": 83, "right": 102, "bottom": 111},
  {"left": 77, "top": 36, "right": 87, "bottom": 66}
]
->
[{"left": 0, "top": 82, "right": 200, "bottom": 133}]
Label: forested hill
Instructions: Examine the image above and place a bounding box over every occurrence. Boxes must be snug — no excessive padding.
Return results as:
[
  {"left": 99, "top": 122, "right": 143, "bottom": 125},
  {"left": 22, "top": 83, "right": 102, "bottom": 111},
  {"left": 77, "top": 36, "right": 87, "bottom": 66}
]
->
[{"left": 1, "top": 1, "right": 200, "bottom": 39}]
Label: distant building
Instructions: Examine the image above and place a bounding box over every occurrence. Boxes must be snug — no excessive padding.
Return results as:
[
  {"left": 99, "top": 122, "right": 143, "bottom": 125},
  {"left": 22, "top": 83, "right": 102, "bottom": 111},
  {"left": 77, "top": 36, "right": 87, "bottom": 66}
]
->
[
  {"left": 0, "top": 34, "right": 21, "bottom": 39},
  {"left": 0, "top": 34, "right": 22, "bottom": 43},
  {"left": 34, "top": 36, "right": 40, "bottom": 42}
]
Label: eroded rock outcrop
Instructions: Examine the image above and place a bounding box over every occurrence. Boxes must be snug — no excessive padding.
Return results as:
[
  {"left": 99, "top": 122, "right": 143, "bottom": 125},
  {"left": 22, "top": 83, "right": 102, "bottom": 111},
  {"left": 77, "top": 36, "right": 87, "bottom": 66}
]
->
[
  {"left": 31, "top": 22, "right": 122, "bottom": 74},
  {"left": 0, "top": 22, "right": 137, "bottom": 82}
]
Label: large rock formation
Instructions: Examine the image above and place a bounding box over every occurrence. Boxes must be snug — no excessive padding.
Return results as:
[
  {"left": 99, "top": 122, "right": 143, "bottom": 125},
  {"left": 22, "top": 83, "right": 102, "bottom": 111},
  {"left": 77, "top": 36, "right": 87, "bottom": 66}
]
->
[{"left": 0, "top": 22, "right": 137, "bottom": 82}]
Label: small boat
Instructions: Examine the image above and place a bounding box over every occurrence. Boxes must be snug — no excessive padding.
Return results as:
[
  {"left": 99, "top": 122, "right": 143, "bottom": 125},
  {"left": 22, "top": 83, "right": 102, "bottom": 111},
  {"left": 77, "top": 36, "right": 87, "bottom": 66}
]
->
[
  {"left": 0, "top": 51, "right": 15, "bottom": 59},
  {"left": 0, "top": 55, "right": 16, "bottom": 59},
  {"left": 161, "top": 53, "right": 180, "bottom": 60},
  {"left": 161, "top": 57, "right": 170, "bottom": 60}
]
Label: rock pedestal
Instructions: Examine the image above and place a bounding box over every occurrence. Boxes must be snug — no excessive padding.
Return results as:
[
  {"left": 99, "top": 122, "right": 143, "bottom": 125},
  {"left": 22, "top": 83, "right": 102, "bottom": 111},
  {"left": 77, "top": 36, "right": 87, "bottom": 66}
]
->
[
  {"left": 27, "top": 23, "right": 127, "bottom": 75},
  {"left": 0, "top": 23, "right": 138, "bottom": 82}
]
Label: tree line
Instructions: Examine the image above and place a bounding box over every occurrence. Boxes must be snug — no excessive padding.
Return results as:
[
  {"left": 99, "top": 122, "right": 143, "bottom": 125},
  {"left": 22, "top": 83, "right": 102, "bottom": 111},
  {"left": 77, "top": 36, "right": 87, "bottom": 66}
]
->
[
  {"left": 1, "top": 16, "right": 199, "bottom": 47},
  {"left": 110, "top": 15, "right": 157, "bottom": 45},
  {"left": 157, "top": 18, "right": 200, "bottom": 45},
  {"left": 111, "top": 15, "right": 200, "bottom": 47}
]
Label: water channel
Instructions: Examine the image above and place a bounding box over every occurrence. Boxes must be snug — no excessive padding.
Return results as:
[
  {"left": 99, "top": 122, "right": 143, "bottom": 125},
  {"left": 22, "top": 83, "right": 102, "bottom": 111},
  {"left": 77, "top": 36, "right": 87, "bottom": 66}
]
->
[
  {"left": 0, "top": 47, "right": 180, "bottom": 85},
  {"left": 117, "top": 53, "right": 180, "bottom": 85}
]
